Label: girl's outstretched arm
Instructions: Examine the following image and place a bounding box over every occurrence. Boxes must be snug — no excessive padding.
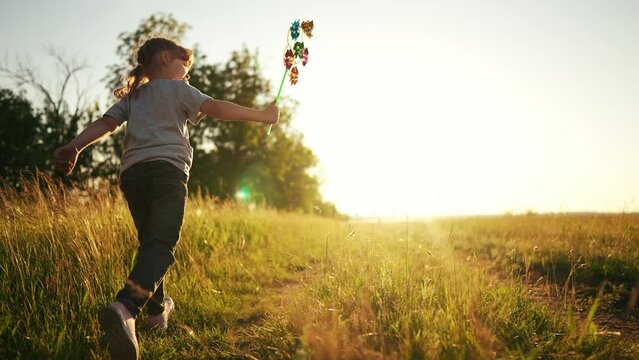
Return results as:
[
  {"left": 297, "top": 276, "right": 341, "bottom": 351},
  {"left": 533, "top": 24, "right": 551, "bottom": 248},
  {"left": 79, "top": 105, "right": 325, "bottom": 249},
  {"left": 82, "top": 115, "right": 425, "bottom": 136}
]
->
[
  {"left": 53, "top": 116, "right": 122, "bottom": 175},
  {"left": 200, "top": 99, "right": 279, "bottom": 125}
]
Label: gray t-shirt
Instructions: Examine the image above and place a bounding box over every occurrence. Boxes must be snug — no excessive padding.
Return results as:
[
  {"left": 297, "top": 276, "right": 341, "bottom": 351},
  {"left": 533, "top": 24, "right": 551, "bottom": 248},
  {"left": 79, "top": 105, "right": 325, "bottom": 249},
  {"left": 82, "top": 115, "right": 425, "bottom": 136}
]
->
[{"left": 104, "top": 79, "right": 211, "bottom": 176}]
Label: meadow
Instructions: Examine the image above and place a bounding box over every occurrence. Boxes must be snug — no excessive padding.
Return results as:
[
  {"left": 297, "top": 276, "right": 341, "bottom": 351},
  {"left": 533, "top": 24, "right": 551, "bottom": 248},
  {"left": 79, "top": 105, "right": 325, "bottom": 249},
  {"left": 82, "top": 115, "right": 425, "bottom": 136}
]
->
[{"left": 1, "top": 177, "right": 638, "bottom": 359}]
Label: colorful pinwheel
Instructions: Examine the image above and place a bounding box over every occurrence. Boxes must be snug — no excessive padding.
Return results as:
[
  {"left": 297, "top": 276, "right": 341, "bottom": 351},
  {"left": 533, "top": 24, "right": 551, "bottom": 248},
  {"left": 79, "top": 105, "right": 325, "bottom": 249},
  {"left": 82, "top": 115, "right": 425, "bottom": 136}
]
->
[
  {"left": 290, "top": 20, "right": 301, "bottom": 40},
  {"left": 289, "top": 67, "right": 299, "bottom": 85},
  {"left": 284, "top": 49, "right": 294, "bottom": 69},
  {"left": 301, "top": 21, "right": 314, "bottom": 38},
  {"left": 268, "top": 19, "right": 315, "bottom": 134}
]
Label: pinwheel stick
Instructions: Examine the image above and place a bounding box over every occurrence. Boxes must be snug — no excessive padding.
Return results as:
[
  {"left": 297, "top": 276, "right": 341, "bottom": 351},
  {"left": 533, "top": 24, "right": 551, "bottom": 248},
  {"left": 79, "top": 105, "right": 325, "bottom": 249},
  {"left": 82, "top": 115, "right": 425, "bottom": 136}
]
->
[
  {"left": 267, "top": 68, "right": 288, "bottom": 135},
  {"left": 276, "top": 68, "right": 288, "bottom": 104}
]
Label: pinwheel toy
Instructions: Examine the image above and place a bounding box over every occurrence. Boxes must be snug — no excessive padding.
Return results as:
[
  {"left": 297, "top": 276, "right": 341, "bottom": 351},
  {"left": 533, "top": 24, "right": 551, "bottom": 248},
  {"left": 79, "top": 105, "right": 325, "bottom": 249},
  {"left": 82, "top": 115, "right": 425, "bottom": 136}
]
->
[{"left": 268, "top": 19, "right": 314, "bottom": 134}]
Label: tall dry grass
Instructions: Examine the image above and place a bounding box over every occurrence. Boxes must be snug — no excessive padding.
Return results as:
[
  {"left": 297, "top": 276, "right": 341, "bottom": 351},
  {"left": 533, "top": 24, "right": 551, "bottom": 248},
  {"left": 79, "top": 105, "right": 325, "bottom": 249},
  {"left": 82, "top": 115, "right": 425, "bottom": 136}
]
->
[
  {"left": 1, "top": 175, "right": 637, "bottom": 359},
  {"left": 0, "top": 175, "right": 341, "bottom": 358}
]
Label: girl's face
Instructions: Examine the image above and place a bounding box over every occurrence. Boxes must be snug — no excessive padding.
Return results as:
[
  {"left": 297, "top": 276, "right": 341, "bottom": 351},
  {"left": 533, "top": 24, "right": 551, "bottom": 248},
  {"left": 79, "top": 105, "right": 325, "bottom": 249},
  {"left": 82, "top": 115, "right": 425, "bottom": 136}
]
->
[{"left": 166, "top": 56, "right": 191, "bottom": 80}]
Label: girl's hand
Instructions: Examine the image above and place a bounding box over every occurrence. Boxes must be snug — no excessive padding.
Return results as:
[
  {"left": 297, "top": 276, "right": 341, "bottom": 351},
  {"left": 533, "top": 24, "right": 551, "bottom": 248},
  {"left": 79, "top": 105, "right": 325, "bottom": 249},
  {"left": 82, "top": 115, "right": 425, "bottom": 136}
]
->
[
  {"left": 262, "top": 101, "right": 280, "bottom": 125},
  {"left": 53, "top": 145, "right": 80, "bottom": 176}
]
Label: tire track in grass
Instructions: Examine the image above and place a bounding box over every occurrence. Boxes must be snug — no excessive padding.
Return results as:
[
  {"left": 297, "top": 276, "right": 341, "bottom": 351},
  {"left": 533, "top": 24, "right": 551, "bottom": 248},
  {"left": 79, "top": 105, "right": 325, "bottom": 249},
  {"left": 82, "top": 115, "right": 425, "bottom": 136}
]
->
[
  {"left": 224, "top": 261, "right": 323, "bottom": 359},
  {"left": 462, "top": 253, "right": 639, "bottom": 343}
]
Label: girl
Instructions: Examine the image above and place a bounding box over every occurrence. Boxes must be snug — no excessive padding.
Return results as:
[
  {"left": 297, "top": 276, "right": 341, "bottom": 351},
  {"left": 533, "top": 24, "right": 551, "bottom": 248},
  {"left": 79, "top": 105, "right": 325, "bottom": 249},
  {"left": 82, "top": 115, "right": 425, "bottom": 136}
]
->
[{"left": 53, "top": 37, "right": 279, "bottom": 360}]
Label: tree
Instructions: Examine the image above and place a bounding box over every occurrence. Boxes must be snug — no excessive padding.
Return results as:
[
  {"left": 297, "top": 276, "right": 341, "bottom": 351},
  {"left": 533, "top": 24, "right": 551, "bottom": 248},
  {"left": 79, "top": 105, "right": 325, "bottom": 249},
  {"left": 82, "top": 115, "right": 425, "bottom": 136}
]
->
[
  {"left": 0, "top": 88, "right": 42, "bottom": 187},
  {"left": 0, "top": 51, "right": 107, "bottom": 186},
  {"left": 105, "top": 13, "right": 338, "bottom": 215}
]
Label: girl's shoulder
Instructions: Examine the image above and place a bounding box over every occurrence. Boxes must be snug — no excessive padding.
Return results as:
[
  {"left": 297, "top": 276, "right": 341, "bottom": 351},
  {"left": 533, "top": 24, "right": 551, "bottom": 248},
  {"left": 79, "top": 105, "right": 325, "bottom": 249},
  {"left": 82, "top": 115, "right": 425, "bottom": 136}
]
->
[
  {"left": 147, "top": 79, "right": 197, "bottom": 92},
  {"left": 145, "top": 78, "right": 186, "bottom": 86}
]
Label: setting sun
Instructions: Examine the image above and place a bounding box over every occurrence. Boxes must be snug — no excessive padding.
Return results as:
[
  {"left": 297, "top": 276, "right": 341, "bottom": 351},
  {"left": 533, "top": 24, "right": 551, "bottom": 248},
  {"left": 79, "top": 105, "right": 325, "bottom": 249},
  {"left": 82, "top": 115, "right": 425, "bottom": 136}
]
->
[{"left": 2, "top": 0, "right": 637, "bottom": 217}]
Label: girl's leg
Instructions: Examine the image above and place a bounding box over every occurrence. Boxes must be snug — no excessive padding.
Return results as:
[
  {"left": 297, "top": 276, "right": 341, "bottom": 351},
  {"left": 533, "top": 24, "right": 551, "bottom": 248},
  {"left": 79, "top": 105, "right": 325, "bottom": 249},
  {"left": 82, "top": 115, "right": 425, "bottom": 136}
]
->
[
  {"left": 116, "top": 161, "right": 187, "bottom": 318},
  {"left": 117, "top": 165, "right": 150, "bottom": 317},
  {"left": 118, "top": 167, "right": 167, "bottom": 317},
  {"left": 145, "top": 277, "right": 166, "bottom": 316}
]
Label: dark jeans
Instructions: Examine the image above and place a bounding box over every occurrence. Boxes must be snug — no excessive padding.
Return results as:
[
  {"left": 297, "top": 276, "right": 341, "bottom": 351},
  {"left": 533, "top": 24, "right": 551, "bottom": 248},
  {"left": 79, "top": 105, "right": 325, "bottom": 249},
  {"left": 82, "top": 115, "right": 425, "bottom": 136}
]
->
[{"left": 116, "top": 160, "right": 188, "bottom": 318}]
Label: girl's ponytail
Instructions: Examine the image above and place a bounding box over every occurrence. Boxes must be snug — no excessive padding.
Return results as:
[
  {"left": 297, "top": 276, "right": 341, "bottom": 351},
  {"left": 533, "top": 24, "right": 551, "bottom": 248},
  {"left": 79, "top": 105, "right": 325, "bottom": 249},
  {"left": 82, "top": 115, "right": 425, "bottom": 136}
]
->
[{"left": 113, "top": 64, "right": 146, "bottom": 99}]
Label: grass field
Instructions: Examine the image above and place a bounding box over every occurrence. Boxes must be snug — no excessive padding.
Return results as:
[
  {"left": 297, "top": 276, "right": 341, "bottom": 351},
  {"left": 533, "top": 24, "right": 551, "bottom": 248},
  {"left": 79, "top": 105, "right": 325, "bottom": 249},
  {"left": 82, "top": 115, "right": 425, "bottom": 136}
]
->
[{"left": 1, "top": 178, "right": 638, "bottom": 359}]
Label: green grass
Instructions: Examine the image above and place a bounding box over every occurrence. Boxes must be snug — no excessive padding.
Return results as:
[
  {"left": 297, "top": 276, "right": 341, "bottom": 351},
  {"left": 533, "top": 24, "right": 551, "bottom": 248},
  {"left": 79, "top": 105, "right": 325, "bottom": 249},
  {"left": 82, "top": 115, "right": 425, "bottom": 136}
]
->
[
  {"left": 443, "top": 214, "right": 639, "bottom": 315},
  {"left": 1, "top": 178, "right": 638, "bottom": 359}
]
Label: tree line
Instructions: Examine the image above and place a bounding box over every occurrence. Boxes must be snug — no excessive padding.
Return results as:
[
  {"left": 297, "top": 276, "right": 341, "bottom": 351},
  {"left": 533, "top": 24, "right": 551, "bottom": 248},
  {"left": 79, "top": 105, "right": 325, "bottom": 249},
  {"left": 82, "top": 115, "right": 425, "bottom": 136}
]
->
[{"left": 0, "top": 13, "right": 340, "bottom": 217}]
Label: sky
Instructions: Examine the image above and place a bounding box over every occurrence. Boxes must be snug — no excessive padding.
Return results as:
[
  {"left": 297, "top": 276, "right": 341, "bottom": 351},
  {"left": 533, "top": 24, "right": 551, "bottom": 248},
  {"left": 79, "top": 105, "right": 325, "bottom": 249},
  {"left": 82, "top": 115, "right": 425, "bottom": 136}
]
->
[{"left": 1, "top": 0, "right": 638, "bottom": 218}]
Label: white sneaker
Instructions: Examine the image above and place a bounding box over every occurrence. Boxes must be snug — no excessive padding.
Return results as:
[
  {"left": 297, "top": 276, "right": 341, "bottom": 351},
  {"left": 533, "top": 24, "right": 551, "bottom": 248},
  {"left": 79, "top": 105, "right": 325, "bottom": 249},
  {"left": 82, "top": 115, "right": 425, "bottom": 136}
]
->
[
  {"left": 145, "top": 297, "right": 175, "bottom": 331},
  {"left": 98, "top": 301, "right": 139, "bottom": 360}
]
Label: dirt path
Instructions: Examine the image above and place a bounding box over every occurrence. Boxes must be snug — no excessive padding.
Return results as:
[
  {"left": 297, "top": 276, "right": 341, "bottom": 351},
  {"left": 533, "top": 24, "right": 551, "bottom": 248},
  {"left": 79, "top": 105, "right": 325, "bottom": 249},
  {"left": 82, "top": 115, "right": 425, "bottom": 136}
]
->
[
  {"left": 466, "top": 254, "right": 639, "bottom": 343},
  {"left": 524, "top": 270, "right": 639, "bottom": 342},
  {"left": 222, "top": 264, "right": 324, "bottom": 358}
]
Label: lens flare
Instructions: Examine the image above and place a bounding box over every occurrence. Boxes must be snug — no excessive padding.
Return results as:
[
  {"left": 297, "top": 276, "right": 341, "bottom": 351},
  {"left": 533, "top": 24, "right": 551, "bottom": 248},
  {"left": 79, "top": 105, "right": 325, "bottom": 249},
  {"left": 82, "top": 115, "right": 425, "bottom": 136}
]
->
[{"left": 235, "top": 186, "right": 250, "bottom": 201}]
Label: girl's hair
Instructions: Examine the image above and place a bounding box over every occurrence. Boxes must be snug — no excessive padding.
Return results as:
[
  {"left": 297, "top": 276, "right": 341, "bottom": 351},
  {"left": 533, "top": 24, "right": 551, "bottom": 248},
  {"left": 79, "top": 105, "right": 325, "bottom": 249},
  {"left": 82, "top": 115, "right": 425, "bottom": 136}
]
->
[{"left": 114, "top": 37, "right": 194, "bottom": 99}]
